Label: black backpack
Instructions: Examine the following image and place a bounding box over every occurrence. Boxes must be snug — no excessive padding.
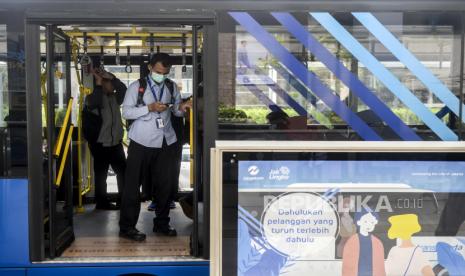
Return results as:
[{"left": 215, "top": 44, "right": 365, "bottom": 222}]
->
[
  {"left": 82, "top": 106, "right": 102, "bottom": 143},
  {"left": 126, "top": 77, "right": 174, "bottom": 131}
]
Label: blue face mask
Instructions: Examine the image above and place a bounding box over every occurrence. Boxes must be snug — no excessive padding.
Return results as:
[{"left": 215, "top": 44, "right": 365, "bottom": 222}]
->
[{"left": 151, "top": 72, "right": 167, "bottom": 83}]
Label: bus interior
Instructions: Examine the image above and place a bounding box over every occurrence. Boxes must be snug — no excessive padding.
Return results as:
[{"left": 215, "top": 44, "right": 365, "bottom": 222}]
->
[{"left": 36, "top": 23, "right": 205, "bottom": 262}]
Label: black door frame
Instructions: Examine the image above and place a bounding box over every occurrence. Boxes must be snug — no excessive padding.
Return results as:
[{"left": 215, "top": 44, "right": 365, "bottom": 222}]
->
[
  {"left": 44, "top": 25, "right": 75, "bottom": 258},
  {"left": 25, "top": 12, "right": 217, "bottom": 262}
]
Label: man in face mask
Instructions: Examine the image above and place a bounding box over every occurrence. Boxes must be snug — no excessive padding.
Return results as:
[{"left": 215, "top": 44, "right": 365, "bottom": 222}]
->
[{"left": 119, "top": 53, "right": 191, "bottom": 241}]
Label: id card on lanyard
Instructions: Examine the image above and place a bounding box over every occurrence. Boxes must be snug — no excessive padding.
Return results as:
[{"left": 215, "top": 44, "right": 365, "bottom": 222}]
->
[{"left": 147, "top": 77, "right": 166, "bottom": 129}]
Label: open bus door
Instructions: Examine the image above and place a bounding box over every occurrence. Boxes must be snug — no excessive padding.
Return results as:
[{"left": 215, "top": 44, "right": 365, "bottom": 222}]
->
[
  {"left": 42, "top": 25, "right": 74, "bottom": 258},
  {"left": 26, "top": 19, "right": 214, "bottom": 262}
]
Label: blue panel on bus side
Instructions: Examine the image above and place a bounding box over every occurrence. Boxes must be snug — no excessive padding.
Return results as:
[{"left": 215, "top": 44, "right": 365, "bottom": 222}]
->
[
  {"left": 27, "top": 265, "right": 209, "bottom": 276},
  {"left": 0, "top": 268, "right": 26, "bottom": 276},
  {"left": 0, "top": 178, "right": 29, "bottom": 267}
]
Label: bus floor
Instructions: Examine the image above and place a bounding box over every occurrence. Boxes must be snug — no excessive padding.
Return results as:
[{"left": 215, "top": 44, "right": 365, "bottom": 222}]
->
[{"left": 60, "top": 201, "right": 193, "bottom": 259}]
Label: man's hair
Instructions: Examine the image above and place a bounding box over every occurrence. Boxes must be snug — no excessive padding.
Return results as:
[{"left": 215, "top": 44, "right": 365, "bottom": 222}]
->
[{"left": 149, "top": 53, "right": 172, "bottom": 68}]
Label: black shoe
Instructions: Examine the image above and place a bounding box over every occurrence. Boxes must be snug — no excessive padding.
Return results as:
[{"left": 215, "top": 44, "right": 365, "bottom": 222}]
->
[
  {"left": 119, "top": 228, "right": 146, "bottom": 242},
  {"left": 153, "top": 225, "right": 177, "bottom": 236},
  {"left": 95, "top": 202, "right": 119, "bottom": 210},
  {"left": 179, "top": 197, "right": 193, "bottom": 220}
]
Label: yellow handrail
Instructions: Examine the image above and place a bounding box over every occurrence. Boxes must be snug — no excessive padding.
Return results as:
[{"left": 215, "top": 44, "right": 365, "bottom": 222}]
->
[
  {"left": 53, "top": 97, "right": 74, "bottom": 157},
  {"left": 55, "top": 125, "right": 74, "bottom": 187}
]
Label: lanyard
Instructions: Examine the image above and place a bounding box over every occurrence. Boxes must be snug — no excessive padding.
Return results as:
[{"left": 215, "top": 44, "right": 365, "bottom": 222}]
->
[{"left": 147, "top": 76, "right": 165, "bottom": 103}]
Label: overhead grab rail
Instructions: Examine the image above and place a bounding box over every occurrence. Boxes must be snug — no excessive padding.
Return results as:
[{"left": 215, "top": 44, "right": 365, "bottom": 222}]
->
[
  {"left": 65, "top": 31, "right": 194, "bottom": 38},
  {"left": 100, "top": 46, "right": 105, "bottom": 70},
  {"left": 125, "top": 46, "right": 132, "bottom": 73},
  {"left": 79, "top": 32, "right": 92, "bottom": 76},
  {"left": 115, "top": 33, "right": 120, "bottom": 66},
  {"left": 149, "top": 33, "right": 154, "bottom": 59},
  {"left": 80, "top": 45, "right": 194, "bottom": 50},
  {"left": 83, "top": 32, "right": 88, "bottom": 55},
  {"left": 182, "top": 33, "right": 187, "bottom": 72}
]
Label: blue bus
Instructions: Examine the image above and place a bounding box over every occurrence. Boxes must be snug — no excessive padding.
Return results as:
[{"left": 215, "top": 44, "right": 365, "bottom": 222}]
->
[{"left": 1, "top": 0, "right": 465, "bottom": 275}]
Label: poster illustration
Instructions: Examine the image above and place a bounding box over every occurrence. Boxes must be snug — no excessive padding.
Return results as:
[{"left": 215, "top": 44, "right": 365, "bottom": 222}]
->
[{"left": 238, "top": 160, "right": 465, "bottom": 275}]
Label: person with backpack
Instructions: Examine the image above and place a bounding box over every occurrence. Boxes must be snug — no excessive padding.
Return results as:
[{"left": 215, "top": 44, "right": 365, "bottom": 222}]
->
[
  {"left": 83, "top": 67, "right": 127, "bottom": 210},
  {"left": 119, "top": 53, "right": 191, "bottom": 241}
]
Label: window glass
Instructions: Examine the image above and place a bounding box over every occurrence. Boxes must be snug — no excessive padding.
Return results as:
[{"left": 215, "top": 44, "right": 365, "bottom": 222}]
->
[
  {"left": 0, "top": 25, "right": 8, "bottom": 128},
  {"left": 0, "top": 14, "right": 27, "bottom": 176},
  {"left": 218, "top": 12, "right": 464, "bottom": 142}
]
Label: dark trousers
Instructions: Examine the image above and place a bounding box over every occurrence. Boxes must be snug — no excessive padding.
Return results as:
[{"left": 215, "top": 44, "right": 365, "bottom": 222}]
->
[
  {"left": 119, "top": 139, "right": 175, "bottom": 231},
  {"left": 88, "top": 142, "right": 126, "bottom": 205},
  {"left": 144, "top": 140, "right": 182, "bottom": 202}
]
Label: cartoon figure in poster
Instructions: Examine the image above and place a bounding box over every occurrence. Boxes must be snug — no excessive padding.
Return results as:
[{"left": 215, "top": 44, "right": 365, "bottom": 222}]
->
[
  {"left": 385, "top": 214, "right": 434, "bottom": 276},
  {"left": 337, "top": 197, "right": 357, "bottom": 258},
  {"left": 342, "top": 209, "right": 386, "bottom": 276}
]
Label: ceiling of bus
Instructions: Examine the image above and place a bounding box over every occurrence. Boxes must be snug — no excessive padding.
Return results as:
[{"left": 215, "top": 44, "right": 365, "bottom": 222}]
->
[
  {"left": 40, "top": 25, "right": 198, "bottom": 56},
  {"left": 35, "top": 21, "right": 453, "bottom": 63}
]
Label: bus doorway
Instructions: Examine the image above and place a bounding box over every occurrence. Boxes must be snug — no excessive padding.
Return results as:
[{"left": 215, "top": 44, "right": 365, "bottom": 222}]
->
[{"left": 30, "top": 22, "right": 206, "bottom": 262}]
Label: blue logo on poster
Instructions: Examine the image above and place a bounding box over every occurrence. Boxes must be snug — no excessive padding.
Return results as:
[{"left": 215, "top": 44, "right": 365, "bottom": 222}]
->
[
  {"left": 243, "top": 164, "right": 265, "bottom": 181},
  {"left": 248, "top": 165, "right": 260, "bottom": 176}
]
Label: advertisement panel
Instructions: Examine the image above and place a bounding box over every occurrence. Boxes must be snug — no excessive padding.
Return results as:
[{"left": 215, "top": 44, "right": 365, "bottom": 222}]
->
[{"left": 237, "top": 159, "right": 465, "bottom": 275}]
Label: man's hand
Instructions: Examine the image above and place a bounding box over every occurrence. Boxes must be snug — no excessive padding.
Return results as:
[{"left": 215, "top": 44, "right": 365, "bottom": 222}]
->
[
  {"left": 91, "top": 67, "right": 103, "bottom": 85},
  {"left": 148, "top": 102, "right": 168, "bottom": 112},
  {"left": 99, "top": 69, "right": 115, "bottom": 80},
  {"left": 93, "top": 68, "right": 115, "bottom": 81},
  {"left": 179, "top": 99, "right": 192, "bottom": 112}
]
